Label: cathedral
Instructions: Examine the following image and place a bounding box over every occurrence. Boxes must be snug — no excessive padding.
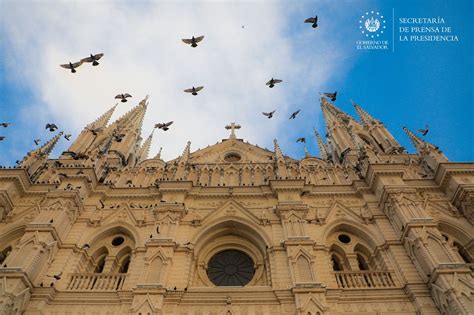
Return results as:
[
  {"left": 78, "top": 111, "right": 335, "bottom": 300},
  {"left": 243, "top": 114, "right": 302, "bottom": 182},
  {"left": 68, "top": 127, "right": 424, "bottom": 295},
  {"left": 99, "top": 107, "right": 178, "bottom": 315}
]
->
[{"left": 0, "top": 96, "right": 472, "bottom": 315}]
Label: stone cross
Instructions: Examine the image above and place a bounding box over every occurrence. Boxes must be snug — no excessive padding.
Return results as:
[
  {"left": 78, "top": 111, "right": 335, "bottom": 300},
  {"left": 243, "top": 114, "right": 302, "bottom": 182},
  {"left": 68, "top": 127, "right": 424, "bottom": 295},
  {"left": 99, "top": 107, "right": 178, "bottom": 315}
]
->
[{"left": 225, "top": 122, "right": 241, "bottom": 139}]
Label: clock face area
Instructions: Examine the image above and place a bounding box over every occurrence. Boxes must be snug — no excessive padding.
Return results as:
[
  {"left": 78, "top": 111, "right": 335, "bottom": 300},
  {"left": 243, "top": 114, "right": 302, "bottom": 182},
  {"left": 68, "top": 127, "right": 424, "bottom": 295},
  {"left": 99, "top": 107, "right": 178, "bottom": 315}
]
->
[{"left": 207, "top": 249, "right": 255, "bottom": 286}]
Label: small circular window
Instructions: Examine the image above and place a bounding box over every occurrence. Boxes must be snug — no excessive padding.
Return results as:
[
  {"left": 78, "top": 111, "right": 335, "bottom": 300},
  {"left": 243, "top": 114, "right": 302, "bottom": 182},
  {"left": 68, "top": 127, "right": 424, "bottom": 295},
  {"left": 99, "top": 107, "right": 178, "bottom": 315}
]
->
[
  {"left": 207, "top": 249, "right": 255, "bottom": 286},
  {"left": 224, "top": 153, "right": 241, "bottom": 163},
  {"left": 112, "top": 236, "right": 125, "bottom": 246},
  {"left": 338, "top": 234, "right": 351, "bottom": 244}
]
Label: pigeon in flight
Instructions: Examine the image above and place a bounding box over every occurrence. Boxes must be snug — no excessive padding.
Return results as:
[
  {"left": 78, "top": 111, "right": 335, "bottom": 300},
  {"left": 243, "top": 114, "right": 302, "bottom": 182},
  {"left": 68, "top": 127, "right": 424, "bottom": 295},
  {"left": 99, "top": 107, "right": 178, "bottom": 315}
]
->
[
  {"left": 182, "top": 35, "right": 205, "bottom": 48},
  {"left": 296, "top": 137, "right": 306, "bottom": 143},
  {"left": 266, "top": 78, "right": 282, "bottom": 88},
  {"left": 34, "top": 139, "right": 41, "bottom": 145},
  {"left": 289, "top": 110, "right": 300, "bottom": 119},
  {"left": 155, "top": 121, "right": 174, "bottom": 131},
  {"left": 45, "top": 123, "right": 58, "bottom": 132},
  {"left": 0, "top": 123, "right": 10, "bottom": 127},
  {"left": 323, "top": 92, "right": 337, "bottom": 102},
  {"left": 304, "top": 15, "right": 318, "bottom": 28},
  {"left": 64, "top": 134, "right": 72, "bottom": 141},
  {"left": 81, "top": 53, "right": 104, "bottom": 66},
  {"left": 115, "top": 93, "right": 132, "bottom": 103},
  {"left": 0, "top": 136, "right": 5, "bottom": 141},
  {"left": 46, "top": 272, "right": 62, "bottom": 280},
  {"left": 87, "top": 127, "right": 102, "bottom": 136},
  {"left": 184, "top": 86, "right": 204, "bottom": 96},
  {"left": 262, "top": 110, "right": 276, "bottom": 119},
  {"left": 60, "top": 61, "right": 83, "bottom": 73},
  {"left": 418, "top": 125, "right": 429, "bottom": 136}
]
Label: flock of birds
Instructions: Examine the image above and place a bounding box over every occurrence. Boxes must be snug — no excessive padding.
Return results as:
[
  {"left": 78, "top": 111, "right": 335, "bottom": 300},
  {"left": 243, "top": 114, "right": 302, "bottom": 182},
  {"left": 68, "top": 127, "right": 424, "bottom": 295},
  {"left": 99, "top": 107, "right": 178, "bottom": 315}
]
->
[{"left": 0, "top": 14, "right": 431, "bottom": 155}]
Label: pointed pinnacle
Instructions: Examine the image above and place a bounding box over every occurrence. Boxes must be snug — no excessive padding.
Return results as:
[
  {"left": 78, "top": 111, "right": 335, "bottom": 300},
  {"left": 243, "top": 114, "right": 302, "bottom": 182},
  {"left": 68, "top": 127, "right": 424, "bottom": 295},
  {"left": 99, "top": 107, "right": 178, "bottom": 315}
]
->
[
  {"left": 179, "top": 141, "right": 191, "bottom": 163},
  {"left": 303, "top": 146, "right": 311, "bottom": 158},
  {"left": 403, "top": 127, "right": 425, "bottom": 151},
  {"left": 110, "top": 98, "right": 147, "bottom": 128},
  {"left": 273, "top": 139, "right": 285, "bottom": 161},
  {"left": 352, "top": 100, "right": 378, "bottom": 126},
  {"left": 313, "top": 128, "right": 328, "bottom": 160},
  {"left": 137, "top": 130, "right": 154, "bottom": 162},
  {"left": 41, "top": 132, "right": 64, "bottom": 156},
  {"left": 86, "top": 104, "right": 118, "bottom": 130},
  {"left": 154, "top": 147, "right": 163, "bottom": 160}
]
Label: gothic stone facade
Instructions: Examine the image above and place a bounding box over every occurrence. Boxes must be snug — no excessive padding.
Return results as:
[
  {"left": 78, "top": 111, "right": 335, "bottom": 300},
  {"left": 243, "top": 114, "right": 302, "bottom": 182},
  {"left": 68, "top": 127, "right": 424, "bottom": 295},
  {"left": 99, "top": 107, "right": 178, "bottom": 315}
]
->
[{"left": 0, "top": 97, "right": 472, "bottom": 315}]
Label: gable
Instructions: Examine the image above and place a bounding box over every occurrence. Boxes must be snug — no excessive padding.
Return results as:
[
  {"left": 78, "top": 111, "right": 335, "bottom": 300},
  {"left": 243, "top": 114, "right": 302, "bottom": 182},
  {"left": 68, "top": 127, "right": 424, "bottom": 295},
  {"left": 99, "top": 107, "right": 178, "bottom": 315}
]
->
[{"left": 168, "top": 138, "right": 296, "bottom": 164}]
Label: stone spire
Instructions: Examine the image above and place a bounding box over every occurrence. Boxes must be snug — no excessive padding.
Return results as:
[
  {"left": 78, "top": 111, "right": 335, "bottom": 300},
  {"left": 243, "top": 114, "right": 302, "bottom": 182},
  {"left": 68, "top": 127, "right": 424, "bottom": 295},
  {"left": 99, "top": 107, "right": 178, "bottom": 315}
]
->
[
  {"left": 320, "top": 97, "right": 340, "bottom": 129},
  {"left": 19, "top": 132, "right": 64, "bottom": 176},
  {"left": 179, "top": 141, "right": 191, "bottom": 164},
  {"left": 403, "top": 127, "right": 447, "bottom": 171},
  {"left": 274, "top": 139, "right": 287, "bottom": 178},
  {"left": 175, "top": 141, "right": 191, "bottom": 180},
  {"left": 273, "top": 139, "right": 285, "bottom": 161},
  {"left": 313, "top": 128, "right": 328, "bottom": 160},
  {"left": 352, "top": 100, "right": 379, "bottom": 126},
  {"left": 86, "top": 104, "right": 118, "bottom": 130},
  {"left": 154, "top": 147, "right": 163, "bottom": 160},
  {"left": 64, "top": 104, "right": 117, "bottom": 156},
  {"left": 105, "top": 97, "right": 148, "bottom": 166},
  {"left": 136, "top": 130, "right": 154, "bottom": 164},
  {"left": 402, "top": 127, "right": 426, "bottom": 151},
  {"left": 303, "top": 146, "right": 310, "bottom": 158},
  {"left": 111, "top": 96, "right": 148, "bottom": 129}
]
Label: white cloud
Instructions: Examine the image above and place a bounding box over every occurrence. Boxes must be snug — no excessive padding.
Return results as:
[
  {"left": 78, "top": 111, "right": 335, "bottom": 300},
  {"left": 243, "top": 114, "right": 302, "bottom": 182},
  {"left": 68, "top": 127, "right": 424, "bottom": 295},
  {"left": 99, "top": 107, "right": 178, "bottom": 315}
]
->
[{"left": 1, "top": 1, "right": 356, "bottom": 162}]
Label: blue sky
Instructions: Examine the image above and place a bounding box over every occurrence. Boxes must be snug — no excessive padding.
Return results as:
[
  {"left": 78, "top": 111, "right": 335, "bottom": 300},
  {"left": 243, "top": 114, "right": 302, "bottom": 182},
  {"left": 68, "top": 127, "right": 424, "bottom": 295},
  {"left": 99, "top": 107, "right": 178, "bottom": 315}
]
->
[{"left": 0, "top": 0, "right": 472, "bottom": 165}]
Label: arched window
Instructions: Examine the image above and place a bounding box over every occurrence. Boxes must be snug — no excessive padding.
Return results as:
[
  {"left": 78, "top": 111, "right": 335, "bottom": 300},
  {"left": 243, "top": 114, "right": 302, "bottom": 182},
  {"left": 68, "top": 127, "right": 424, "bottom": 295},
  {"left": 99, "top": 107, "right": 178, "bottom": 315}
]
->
[
  {"left": 119, "top": 255, "right": 131, "bottom": 273},
  {"left": 357, "top": 254, "right": 369, "bottom": 271},
  {"left": 331, "top": 254, "right": 343, "bottom": 271},
  {"left": 95, "top": 254, "right": 106, "bottom": 273}
]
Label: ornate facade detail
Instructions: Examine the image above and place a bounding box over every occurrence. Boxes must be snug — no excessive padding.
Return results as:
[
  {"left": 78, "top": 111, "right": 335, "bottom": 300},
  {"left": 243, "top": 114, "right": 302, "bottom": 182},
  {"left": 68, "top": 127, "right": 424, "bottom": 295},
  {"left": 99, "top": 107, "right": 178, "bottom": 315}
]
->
[{"left": 0, "top": 97, "right": 472, "bottom": 314}]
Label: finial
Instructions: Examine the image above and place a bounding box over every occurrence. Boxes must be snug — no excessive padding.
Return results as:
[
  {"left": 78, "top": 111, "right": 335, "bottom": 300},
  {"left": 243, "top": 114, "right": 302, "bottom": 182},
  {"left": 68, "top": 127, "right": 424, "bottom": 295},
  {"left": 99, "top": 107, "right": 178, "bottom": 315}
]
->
[
  {"left": 304, "top": 146, "right": 310, "bottom": 157},
  {"left": 156, "top": 147, "right": 162, "bottom": 159},
  {"left": 225, "top": 122, "right": 241, "bottom": 139}
]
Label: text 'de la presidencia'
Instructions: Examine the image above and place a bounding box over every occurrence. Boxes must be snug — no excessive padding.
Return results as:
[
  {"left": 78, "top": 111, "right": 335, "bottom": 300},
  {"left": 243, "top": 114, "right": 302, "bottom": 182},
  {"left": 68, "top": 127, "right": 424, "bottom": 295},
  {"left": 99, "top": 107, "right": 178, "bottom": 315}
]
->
[{"left": 398, "top": 17, "right": 459, "bottom": 42}]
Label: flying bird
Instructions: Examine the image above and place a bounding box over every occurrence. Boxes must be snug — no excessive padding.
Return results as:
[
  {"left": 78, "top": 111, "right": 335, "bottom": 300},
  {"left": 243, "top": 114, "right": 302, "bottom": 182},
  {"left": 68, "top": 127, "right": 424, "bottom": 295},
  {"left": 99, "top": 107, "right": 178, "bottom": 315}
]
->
[
  {"left": 266, "top": 78, "right": 282, "bottom": 88},
  {"left": 296, "top": 137, "right": 306, "bottom": 143},
  {"left": 0, "top": 136, "right": 5, "bottom": 141},
  {"left": 115, "top": 93, "right": 132, "bottom": 103},
  {"left": 81, "top": 53, "right": 104, "bottom": 66},
  {"left": 418, "top": 125, "right": 429, "bottom": 136},
  {"left": 184, "top": 86, "right": 204, "bottom": 96},
  {"left": 155, "top": 121, "right": 174, "bottom": 131},
  {"left": 46, "top": 272, "right": 62, "bottom": 280},
  {"left": 60, "top": 61, "right": 83, "bottom": 73},
  {"left": 289, "top": 110, "right": 300, "bottom": 119},
  {"left": 87, "top": 127, "right": 102, "bottom": 136},
  {"left": 34, "top": 139, "right": 41, "bottom": 145},
  {"left": 304, "top": 15, "right": 318, "bottom": 28},
  {"left": 64, "top": 134, "right": 72, "bottom": 141},
  {"left": 323, "top": 91, "right": 337, "bottom": 101},
  {"left": 182, "top": 35, "right": 205, "bottom": 48},
  {"left": 0, "top": 123, "right": 10, "bottom": 127},
  {"left": 45, "top": 123, "right": 58, "bottom": 132},
  {"left": 262, "top": 110, "right": 276, "bottom": 119}
]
